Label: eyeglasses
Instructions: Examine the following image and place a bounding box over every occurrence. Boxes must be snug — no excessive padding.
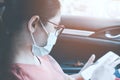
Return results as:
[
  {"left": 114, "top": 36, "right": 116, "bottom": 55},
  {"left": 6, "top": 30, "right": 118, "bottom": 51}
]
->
[
  {"left": 40, "top": 19, "right": 65, "bottom": 36},
  {"left": 47, "top": 21, "right": 65, "bottom": 36}
]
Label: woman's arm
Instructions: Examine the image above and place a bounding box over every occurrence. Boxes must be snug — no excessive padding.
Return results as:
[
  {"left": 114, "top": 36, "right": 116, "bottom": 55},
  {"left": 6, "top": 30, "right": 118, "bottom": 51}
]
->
[{"left": 64, "top": 54, "right": 95, "bottom": 80}]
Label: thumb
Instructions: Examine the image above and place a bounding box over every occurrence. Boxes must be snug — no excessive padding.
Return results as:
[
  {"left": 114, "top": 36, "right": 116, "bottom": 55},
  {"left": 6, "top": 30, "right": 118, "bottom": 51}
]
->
[{"left": 80, "top": 54, "right": 95, "bottom": 72}]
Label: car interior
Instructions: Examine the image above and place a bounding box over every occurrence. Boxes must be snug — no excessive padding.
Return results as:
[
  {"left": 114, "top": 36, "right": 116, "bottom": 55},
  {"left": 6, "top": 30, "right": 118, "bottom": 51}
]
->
[
  {"left": 0, "top": 0, "right": 120, "bottom": 75},
  {"left": 50, "top": 15, "right": 120, "bottom": 74}
]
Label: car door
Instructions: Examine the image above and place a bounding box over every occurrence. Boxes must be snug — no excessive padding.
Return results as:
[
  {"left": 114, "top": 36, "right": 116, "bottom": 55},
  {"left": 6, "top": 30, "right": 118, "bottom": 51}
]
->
[{"left": 50, "top": 15, "right": 120, "bottom": 74}]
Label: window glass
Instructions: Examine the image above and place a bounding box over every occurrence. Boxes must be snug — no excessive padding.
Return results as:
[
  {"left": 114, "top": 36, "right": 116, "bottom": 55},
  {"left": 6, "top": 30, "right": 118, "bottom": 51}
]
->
[{"left": 60, "top": 0, "right": 120, "bottom": 19}]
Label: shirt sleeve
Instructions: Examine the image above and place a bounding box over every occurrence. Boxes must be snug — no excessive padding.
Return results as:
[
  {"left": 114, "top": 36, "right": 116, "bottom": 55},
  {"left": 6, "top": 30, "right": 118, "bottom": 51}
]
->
[
  {"left": 46, "top": 55, "right": 65, "bottom": 73},
  {"left": 46, "top": 55, "right": 77, "bottom": 80}
]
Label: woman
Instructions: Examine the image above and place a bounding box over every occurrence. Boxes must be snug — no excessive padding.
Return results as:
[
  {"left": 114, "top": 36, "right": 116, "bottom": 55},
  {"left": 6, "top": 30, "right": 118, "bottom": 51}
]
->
[
  {"left": 0, "top": 0, "right": 82, "bottom": 80},
  {"left": 0, "top": 0, "right": 119, "bottom": 80}
]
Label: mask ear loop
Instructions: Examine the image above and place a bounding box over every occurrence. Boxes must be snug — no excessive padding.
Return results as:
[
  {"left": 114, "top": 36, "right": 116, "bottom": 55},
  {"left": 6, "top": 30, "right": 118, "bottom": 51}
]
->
[
  {"left": 31, "top": 32, "right": 37, "bottom": 45},
  {"left": 31, "top": 18, "right": 48, "bottom": 45},
  {"left": 31, "top": 32, "right": 42, "bottom": 64},
  {"left": 39, "top": 19, "right": 49, "bottom": 35}
]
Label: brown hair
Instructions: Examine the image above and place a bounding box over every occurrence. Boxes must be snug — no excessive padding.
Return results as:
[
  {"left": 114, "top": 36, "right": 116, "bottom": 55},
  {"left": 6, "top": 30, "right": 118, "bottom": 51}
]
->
[{"left": 0, "top": 0, "right": 60, "bottom": 79}]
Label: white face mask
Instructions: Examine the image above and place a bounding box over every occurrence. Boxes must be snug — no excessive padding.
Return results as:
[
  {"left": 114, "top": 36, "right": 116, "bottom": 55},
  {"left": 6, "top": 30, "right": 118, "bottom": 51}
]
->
[{"left": 31, "top": 21, "right": 58, "bottom": 56}]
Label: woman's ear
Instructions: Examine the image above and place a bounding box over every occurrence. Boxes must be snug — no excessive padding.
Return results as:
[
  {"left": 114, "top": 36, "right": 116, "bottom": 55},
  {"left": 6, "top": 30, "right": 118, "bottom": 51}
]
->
[{"left": 27, "top": 15, "right": 40, "bottom": 33}]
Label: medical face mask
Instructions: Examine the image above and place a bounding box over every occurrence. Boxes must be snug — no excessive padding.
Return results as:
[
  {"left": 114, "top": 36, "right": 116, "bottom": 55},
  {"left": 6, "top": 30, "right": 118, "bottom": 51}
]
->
[{"left": 31, "top": 23, "right": 58, "bottom": 56}]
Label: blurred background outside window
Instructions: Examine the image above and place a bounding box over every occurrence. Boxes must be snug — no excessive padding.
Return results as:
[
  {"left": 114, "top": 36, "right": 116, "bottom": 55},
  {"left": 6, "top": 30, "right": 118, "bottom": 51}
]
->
[{"left": 60, "top": 0, "right": 120, "bottom": 19}]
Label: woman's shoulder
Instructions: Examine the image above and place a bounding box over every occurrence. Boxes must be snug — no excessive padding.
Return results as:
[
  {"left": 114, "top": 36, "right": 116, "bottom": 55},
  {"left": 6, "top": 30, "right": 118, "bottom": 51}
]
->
[
  {"left": 9, "top": 64, "right": 26, "bottom": 80},
  {"left": 10, "top": 63, "right": 43, "bottom": 80}
]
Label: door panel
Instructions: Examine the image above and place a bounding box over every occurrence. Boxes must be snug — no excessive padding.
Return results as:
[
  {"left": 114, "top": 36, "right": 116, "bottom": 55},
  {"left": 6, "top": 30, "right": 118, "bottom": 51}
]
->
[{"left": 50, "top": 16, "right": 120, "bottom": 74}]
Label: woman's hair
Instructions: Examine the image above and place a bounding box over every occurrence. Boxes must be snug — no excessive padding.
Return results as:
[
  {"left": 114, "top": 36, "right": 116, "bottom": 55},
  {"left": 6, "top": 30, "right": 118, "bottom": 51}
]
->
[{"left": 0, "top": 0, "right": 60, "bottom": 79}]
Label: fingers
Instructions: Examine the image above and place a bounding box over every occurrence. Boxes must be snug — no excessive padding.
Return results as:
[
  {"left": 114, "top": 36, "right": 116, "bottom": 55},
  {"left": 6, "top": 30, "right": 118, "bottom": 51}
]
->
[
  {"left": 81, "top": 54, "right": 95, "bottom": 71},
  {"left": 89, "top": 54, "right": 96, "bottom": 64}
]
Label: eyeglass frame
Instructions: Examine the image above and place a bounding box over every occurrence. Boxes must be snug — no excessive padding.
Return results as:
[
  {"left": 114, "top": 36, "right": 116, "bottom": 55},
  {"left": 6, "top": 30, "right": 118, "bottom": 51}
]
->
[
  {"left": 39, "top": 19, "right": 65, "bottom": 36},
  {"left": 47, "top": 20, "right": 65, "bottom": 36}
]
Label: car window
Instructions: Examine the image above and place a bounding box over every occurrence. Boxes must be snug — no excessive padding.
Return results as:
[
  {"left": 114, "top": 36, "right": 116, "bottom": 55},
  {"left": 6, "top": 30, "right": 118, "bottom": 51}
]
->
[{"left": 60, "top": 0, "right": 120, "bottom": 19}]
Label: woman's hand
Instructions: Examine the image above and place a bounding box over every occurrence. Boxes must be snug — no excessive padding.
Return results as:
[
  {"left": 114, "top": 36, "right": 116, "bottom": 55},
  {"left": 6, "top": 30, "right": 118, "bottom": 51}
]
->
[
  {"left": 69, "top": 54, "right": 95, "bottom": 80},
  {"left": 80, "top": 54, "right": 95, "bottom": 72}
]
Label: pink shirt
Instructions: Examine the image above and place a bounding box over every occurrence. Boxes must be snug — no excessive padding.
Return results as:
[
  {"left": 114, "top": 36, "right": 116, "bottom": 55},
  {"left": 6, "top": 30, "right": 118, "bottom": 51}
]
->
[
  {"left": 11, "top": 55, "right": 66, "bottom": 80},
  {"left": 10, "top": 55, "right": 119, "bottom": 80}
]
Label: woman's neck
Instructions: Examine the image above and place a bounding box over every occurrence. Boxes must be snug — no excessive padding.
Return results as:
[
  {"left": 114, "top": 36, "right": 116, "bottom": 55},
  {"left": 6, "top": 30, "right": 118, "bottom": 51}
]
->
[
  {"left": 13, "top": 43, "right": 41, "bottom": 65},
  {"left": 12, "top": 31, "right": 41, "bottom": 65}
]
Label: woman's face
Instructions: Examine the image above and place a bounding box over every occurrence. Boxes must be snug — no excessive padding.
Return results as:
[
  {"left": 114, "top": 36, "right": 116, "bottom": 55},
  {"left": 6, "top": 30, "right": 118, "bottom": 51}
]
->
[{"left": 33, "top": 12, "right": 61, "bottom": 47}]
